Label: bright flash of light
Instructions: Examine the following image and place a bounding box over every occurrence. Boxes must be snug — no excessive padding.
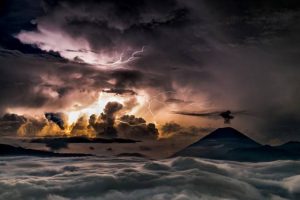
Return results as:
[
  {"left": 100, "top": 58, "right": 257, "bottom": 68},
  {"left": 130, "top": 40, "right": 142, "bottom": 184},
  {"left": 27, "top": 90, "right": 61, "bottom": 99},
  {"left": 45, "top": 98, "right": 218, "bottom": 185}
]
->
[
  {"left": 64, "top": 91, "right": 147, "bottom": 125},
  {"left": 93, "top": 46, "right": 146, "bottom": 67},
  {"left": 63, "top": 46, "right": 146, "bottom": 69}
]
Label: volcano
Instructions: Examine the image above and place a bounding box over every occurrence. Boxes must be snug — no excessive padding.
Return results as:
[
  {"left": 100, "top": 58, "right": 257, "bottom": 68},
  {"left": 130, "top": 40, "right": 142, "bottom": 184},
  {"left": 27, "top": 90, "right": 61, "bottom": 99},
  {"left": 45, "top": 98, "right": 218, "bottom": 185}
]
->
[
  {"left": 174, "top": 127, "right": 300, "bottom": 161},
  {"left": 173, "top": 127, "right": 260, "bottom": 159}
]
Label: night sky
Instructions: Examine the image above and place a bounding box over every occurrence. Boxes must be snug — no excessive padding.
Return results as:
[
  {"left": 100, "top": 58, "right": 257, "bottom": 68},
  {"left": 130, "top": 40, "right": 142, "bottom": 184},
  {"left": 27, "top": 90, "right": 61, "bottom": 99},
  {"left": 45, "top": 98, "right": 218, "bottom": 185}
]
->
[{"left": 1, "top": 0, "right": 300, "bottom": 145}]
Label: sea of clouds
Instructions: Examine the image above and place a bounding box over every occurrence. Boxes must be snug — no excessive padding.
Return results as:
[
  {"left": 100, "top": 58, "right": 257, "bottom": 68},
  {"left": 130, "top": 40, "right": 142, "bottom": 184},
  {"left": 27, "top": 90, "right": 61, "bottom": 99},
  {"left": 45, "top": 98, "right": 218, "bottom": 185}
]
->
[{"left": 0, "top": 156, "right": 300, "bottom": 200}]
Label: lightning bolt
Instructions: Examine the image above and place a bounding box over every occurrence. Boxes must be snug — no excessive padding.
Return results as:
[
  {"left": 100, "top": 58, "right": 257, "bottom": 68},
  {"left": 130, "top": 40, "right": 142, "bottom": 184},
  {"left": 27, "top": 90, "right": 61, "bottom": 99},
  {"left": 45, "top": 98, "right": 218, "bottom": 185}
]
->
[
  {"left": 139, "top": 91, "right": 197, "bottom": 126},
  {"left": 115, "top": 119, "right": 147, "bottom": 127},
  {"left": 99, "top": 46, "right": 146, "bottom": 67},
  {"left": 66, "top": 46, "right": 146, "bottom": 68},
  {"left": 139, "top": 91, "right": 176, "bottom": 126}
]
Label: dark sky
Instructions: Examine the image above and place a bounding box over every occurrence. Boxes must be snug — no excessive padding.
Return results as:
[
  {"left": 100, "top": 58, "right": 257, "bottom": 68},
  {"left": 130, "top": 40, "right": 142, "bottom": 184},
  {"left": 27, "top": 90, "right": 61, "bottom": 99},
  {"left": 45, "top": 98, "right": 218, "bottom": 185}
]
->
[{"left": 0, "top": 0, "right": 300, "bottom": 144}]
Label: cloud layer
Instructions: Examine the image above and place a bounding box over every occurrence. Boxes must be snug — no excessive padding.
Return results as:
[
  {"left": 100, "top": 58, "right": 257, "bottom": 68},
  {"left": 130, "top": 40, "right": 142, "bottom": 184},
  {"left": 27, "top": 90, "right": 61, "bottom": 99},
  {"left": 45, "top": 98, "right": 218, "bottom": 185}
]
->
[{"left": 0, "top": 156, "right": 300, "bottom": 200}]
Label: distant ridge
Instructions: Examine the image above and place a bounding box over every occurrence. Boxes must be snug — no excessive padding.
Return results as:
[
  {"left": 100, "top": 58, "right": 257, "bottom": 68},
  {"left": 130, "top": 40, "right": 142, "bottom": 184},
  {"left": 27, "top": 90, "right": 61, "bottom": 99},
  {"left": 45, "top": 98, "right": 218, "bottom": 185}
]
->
[
  {"left": 173, "top": 127, "right": 300, "bottom": 162},
  {"left": 116, "top": 153, "right": 147, "bottom": 158},
  {"left": 276, "top": 141, "right": 300, "bottom": 152},
  {"left": 0, "top": 144, "right": 92, "bottom": 157},
  {"left": 30, "top": 137, "right": 139, "bottom": 144}
]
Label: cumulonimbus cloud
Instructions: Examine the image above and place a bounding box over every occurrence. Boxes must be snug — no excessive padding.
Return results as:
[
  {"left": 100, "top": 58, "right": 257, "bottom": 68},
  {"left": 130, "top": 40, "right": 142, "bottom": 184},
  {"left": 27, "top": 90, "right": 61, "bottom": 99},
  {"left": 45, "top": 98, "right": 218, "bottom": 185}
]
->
[{"left": 1, "top": 0, "right": 300, "bottom": 143}]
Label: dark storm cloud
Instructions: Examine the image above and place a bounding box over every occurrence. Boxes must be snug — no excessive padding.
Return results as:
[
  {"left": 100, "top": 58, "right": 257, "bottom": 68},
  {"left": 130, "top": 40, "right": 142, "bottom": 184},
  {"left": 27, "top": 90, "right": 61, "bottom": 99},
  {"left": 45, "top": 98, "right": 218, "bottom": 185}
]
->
[
  {"left": 204, "top": 0, "right": 300, "bottom": 45},
  {"left": 0, "top": 0, "right": 300, "bottom": 143},
  {"left": 117, "top": 115, "right": 158, "bottom": 140},
  {"left": 101, "top": 70, "right": 141, "bottom": 97},
  {"left": 161, "top": 122, "right": 182, "bottom": 134},
  {"left": 103, "top": 102, "right": 124, "bottom": 119},
  {"left": 0, "top": 0, "right": 45, "bottom": 54},
  {"left": 45, "top": 112, "right": 66, "bottom": 130},
  {"left": 0, "top": 113, "right": 27, "bottom": 135},
  {"left": 110, "top": 70, "right": 143, "bottom": 89},
  {"left": 40, "top": 0, "right": 189, "bottom": 51}
]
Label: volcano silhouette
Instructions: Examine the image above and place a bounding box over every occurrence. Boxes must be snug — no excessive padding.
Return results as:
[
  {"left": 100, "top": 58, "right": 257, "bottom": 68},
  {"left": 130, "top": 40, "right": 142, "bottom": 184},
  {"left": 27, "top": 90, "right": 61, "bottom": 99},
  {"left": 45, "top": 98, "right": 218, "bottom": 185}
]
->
[{"left": 174, "top": 127, "right": 300, "bottom": 161}]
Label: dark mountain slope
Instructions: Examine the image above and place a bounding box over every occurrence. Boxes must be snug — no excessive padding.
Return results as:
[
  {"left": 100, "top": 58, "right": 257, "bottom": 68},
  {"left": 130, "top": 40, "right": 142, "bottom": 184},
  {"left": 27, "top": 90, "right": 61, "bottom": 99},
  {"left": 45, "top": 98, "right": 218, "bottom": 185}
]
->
[{"left": 174, "top": 127, "right": 260, "bottom": 159}]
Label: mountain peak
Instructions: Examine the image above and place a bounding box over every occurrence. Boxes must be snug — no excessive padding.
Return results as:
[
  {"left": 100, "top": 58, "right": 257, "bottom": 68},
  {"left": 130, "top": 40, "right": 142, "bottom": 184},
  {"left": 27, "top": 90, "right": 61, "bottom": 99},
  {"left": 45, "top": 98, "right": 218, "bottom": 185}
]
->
[
  {"left": 200, "top": 127, "right": 252, "bottom": 141},
  {"left": 190, "top": 127, "right": 260, "bottom": 148}
]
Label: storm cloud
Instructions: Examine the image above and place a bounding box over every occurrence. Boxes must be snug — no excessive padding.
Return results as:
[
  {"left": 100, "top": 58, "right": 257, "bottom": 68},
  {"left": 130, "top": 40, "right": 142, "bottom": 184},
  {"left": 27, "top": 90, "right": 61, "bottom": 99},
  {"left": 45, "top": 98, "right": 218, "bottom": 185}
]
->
[
  {"left": 117, "top": 115, "right": 159, "bottom": 140},
  {"left": 0, "top": 113, "right": 27, "bottom": 136},
  {"left": 89, "top": 102, "right": 123, "bottom": 138},
  {"left": 0, "top": 0, "right": 299, "bottom": 143}
]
